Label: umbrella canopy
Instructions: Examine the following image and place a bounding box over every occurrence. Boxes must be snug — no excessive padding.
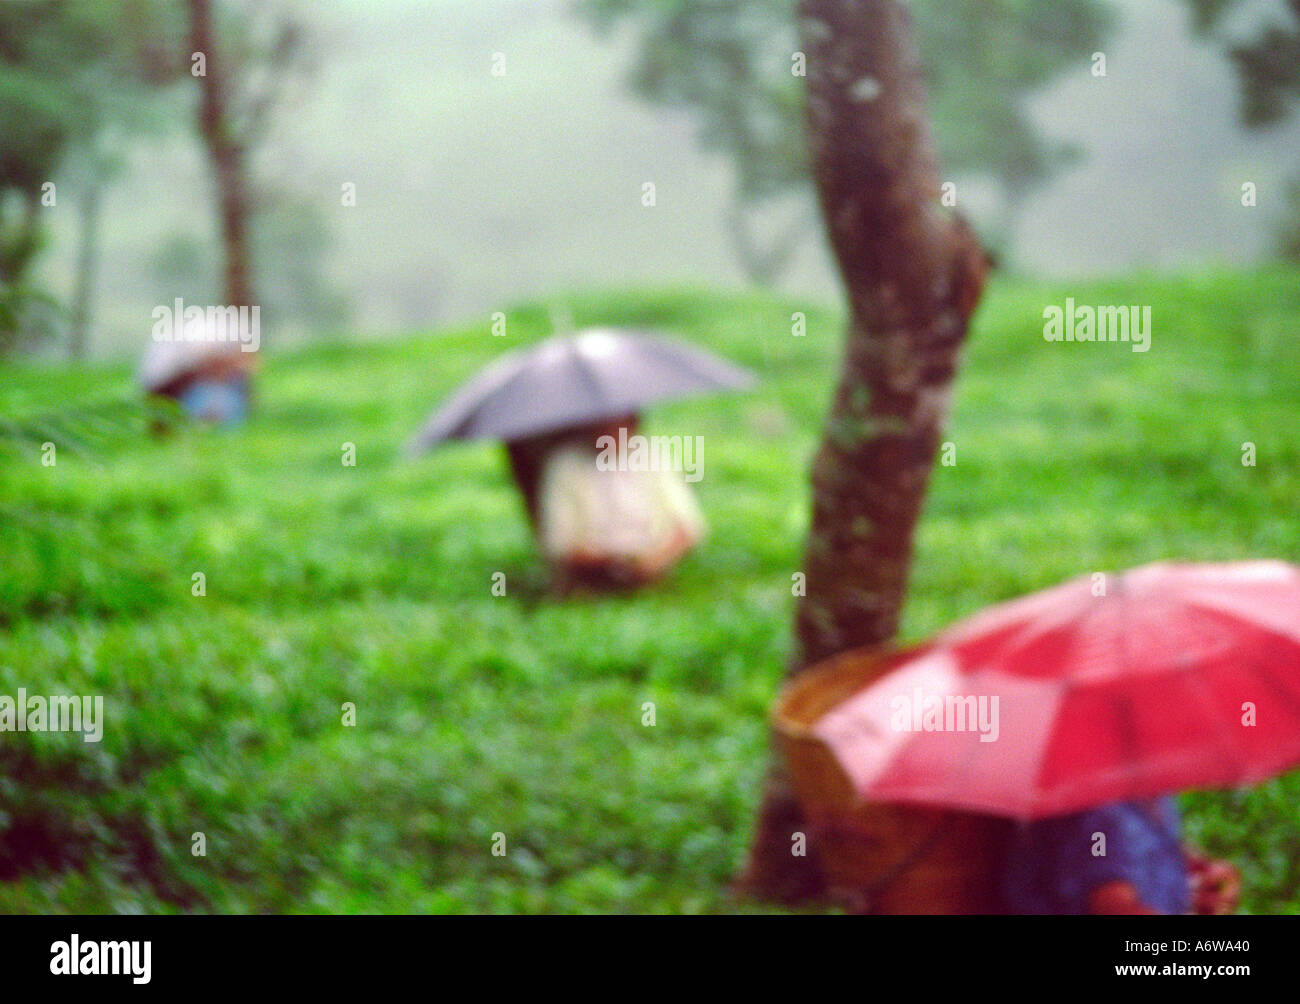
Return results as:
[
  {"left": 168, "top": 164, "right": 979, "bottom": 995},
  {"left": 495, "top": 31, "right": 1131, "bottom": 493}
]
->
[
  {"left": 408, "top": 328, "right": 757, "bottom": 450},
  {"left": 139, "top": 315, "right": 255, "bottom": 394},
  {"left": 809, "top": 560, "right": 1300, "bottom": 819}
]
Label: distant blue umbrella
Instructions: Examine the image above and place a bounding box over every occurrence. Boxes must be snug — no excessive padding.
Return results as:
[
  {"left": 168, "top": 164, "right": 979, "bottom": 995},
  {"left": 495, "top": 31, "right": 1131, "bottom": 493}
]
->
[{"left": 408, "top": 328, "right": 758, "bottom": 450}]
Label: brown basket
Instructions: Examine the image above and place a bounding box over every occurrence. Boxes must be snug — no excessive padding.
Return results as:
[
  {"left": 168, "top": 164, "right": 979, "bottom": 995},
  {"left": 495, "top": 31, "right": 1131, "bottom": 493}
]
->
[{"left": 773, "top": 645, "right": 1012, "bottom": 914}]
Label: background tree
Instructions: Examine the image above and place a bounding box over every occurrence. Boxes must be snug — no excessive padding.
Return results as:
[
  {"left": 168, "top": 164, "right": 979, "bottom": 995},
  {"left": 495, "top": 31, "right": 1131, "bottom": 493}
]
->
[
  {"left": 578, "top": 0, "right": 1114, "bottom": 283},
  {"left": 125, "top": 0, "right": 308, "bottom": 316},
  {"left": 0, "top": 2, "right": 116, "bottom": 354},
  {"left": 919, "top": 0, "right": 1115, "bottom": 251},
  {"left": 138, "top": 0, "right": 339, "bottom": 344},
  {"left": 63, "top": 2, "right": 177, "bottom": 360},
  {"left": 736, "top": 0, "right": 991, "bottom": 904},
  {"left": 0, "top": 0, "right": 182, "bottom": 357},
  {"left": 580, "top": 0, "right": 810, "bottom": 286},
  {"left": 187, "top": 0, "right": 305, "bottom": 312},
  {"left": 1185, "top": 0, "right": 1300, "bottom": 260}
]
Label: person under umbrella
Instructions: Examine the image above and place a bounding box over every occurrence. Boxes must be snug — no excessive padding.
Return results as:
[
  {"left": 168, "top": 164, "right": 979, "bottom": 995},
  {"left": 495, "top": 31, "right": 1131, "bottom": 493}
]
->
[
  {"left": 410, "top": 328, "right": 755, "bottom": 591},
  {"left": 999, "top": 795, "right": 1239, "bottom": 915},
  {"left": 780, "top": 560, "right": 1297, "bottom": 913},
  {"left": 513, "top": 412, "right": 705, "bottom": 591},
  {"left": 139, "top": 316, "right": 258, "bottom": 427}
]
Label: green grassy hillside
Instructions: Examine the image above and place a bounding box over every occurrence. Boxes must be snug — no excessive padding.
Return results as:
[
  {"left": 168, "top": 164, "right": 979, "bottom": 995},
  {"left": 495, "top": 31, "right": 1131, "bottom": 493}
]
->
[{"left": 2, "top": 268, "right": 1298, "bottom": 912}]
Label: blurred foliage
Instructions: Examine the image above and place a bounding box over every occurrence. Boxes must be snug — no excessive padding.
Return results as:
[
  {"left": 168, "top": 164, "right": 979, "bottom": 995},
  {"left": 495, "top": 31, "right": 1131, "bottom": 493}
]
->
[
  {"left": 0, "top": 394, "right": 181, "bottom": 469},
  {"left": 0, "top": 2, "right": 115, "bottom": 191},
  {"left": 919, "top": 1, "right": 1115, "bottom": 206},
  {"left": 1186, "top": 0, "right": 1300, "bottom": 127},
  {"left": 0, "top": 283, "right": 63, "bottom": 357},
  {"left": 582, "top": 0, "right": 807, "bottom": 205},
  {"left": 1186, "top": 0, "right": 1300, "bottom": 260},
  {"left": 1278, "top": 179, "right": 1300, "bottom": 261},
  {"left": 1, "top": 267, "right": 1298, "bottom": 912},
  {"left": 0, "top": 187, "right": 58, "bottom": 355},
  {"left": 0, "top": 0, "right": 330, "bottom": 355},
  {"left": 0, "top": 1, "right": 101, "bottom": 350},
  {"left": 0, "top": 0, "right": 179, "bottom": 354},
  {"left": 578, "top": 0, "right": 1116, "bottom": 275}
]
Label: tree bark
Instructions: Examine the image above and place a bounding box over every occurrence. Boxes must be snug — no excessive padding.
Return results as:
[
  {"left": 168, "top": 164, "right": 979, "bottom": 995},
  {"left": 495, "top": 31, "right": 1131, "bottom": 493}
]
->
[
  {"left": 190, "top": 0, "right": 253, "bottom": 309},
  {"left": 737, "top": 0, "right": 990, "bottom": 905}
]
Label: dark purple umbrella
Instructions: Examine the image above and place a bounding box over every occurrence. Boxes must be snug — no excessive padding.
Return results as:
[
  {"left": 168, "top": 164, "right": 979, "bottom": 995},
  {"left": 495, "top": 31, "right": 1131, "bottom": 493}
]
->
[{"left": 408, "top": 328, "right": 758, "bottom": 450}]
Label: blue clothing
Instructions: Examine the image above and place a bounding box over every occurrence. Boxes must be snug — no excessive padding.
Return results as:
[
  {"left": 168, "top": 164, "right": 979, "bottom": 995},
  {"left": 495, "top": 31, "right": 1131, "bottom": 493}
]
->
[
  {"left": 1001, "top": 797, "right": 1190, "bottom": 914},
  {"left": 178, "top": 376, "right": 249, "bottom": 426}
]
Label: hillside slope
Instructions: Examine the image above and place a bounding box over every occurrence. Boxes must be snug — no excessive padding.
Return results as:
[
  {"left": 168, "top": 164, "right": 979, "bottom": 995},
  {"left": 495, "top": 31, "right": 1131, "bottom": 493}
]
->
[{"left": 1, "top": 269, "right": 1298, "bottom": 912}]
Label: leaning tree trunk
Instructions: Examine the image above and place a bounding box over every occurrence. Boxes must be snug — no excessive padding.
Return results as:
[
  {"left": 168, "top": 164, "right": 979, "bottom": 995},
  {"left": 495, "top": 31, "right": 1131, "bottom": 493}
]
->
[
  {"left": 190, "top": 0, "right": 253, "bottom": 310},
  {"left": 737, "top": 0, "right": 990, "bottom": 904}
]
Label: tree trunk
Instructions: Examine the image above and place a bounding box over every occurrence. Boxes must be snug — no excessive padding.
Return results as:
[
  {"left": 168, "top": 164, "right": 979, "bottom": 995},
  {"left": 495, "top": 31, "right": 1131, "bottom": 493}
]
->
[
  {"left": 737, "top": 0, "right": 990, "bottom": 905},
  {"left": 190, "top": 0, "right": 253, "bottom": 309}
]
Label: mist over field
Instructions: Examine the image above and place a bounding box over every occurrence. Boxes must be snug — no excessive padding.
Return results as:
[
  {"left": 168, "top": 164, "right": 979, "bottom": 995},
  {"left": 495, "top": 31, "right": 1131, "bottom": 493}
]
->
[{"left": 28, "top": 0, "right": 1300, "bottom": 358}]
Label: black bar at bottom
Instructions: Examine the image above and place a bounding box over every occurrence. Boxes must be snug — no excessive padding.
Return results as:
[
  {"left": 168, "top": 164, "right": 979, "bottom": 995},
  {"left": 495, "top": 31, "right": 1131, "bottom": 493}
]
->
[{"left": 0, "top": 913, "right": 1281, "bottom": 991}]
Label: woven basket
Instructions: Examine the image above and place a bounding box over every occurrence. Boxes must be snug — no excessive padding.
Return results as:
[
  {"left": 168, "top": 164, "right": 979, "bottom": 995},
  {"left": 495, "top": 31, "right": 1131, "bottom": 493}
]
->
[{"left": 773, "top": 645, "right": 1012, "bottom": 914}]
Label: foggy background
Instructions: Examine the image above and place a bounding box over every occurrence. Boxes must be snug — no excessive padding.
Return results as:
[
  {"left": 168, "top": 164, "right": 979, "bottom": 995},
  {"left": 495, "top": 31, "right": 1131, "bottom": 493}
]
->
[{"left": 27, "top": 0, "right": 1300, "bottom": 358}]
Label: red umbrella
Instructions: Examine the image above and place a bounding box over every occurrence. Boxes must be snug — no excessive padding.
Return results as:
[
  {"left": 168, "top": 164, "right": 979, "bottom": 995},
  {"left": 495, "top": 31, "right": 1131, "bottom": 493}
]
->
[{"left": 811, "top": 560, "right": 1300, "bottom": 819}]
